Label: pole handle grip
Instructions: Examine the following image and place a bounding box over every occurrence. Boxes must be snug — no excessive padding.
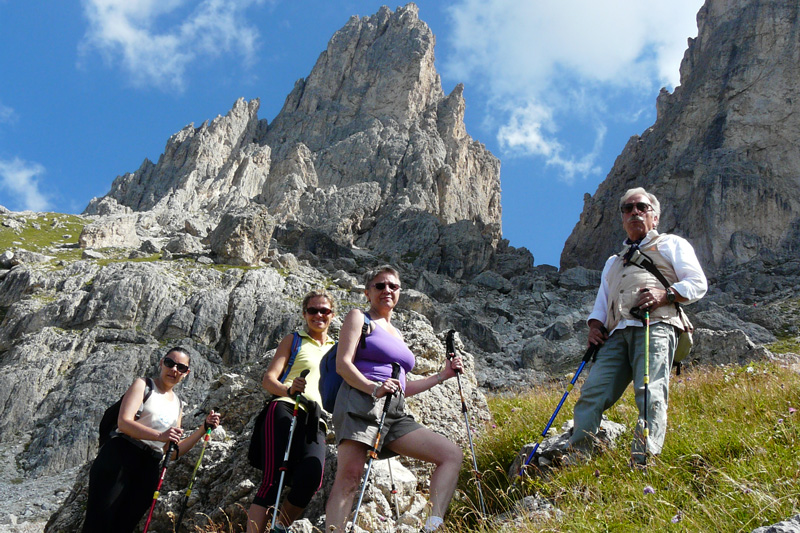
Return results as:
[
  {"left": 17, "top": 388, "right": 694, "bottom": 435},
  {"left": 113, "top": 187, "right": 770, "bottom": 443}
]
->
[
  {"left": 582, "top": 343, "right": 601, "bottom": 363},
  {"left": 290, "top": 369, "right": 311, "bottom": 400},
  {"left": 380, "top": 363, "right": 401, "bottom": 414},
  {"left": 445, "top": 330, "right": 463, "bottom": 374}
]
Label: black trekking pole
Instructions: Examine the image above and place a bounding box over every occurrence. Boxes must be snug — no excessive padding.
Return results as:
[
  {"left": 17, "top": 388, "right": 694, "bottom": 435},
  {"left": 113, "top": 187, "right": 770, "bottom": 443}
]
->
[
  {"left": 270, "top": 369, "right": 310, "bottom": 533},
  {"left": 174, "top": 412, "right": 216, "bottom": 532},
  {"left": 351, "top": 362, "right": 401, "bottom": 530},
  {"left": 143, "top": 441, "right": 179, "bottom": 533},
  {"left": 446, "top": 330, "right": 487, "bottom": 516},
  {"left": 517, "top": 342, "right": 601, "bottom": 478}
]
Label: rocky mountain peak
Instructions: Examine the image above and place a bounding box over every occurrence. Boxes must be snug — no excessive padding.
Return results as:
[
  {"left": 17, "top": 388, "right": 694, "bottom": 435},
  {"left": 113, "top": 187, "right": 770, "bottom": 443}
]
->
[
  {"left": 84, "top": 2, "right": 503, "bottom": 280},
  {"left": 267, "top": 3, "right": 443, "bottom": 150},
  {"left": 561, "top": 0, "right": 800, "bottom": 275}
]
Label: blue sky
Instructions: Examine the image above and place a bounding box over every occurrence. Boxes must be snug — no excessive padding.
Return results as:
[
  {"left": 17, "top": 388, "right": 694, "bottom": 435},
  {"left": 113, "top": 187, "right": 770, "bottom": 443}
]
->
[{"left": 0, "top": 0, "right": 703, "bottom": 267}]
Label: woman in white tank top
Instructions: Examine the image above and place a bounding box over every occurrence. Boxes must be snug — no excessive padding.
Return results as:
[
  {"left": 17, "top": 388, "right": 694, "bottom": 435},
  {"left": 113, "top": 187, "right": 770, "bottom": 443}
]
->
[{"left": 83, "top": 347, "right": 221, "bottom": 533}]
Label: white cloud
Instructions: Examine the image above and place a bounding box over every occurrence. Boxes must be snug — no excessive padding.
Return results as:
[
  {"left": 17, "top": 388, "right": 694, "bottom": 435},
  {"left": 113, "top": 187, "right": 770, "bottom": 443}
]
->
[
  {"left": 0, "top": 101, "right": 16, "bottom": 124},
  {"left": 497, "top": 100, "right": 559, "bottom": 158},
  {"left": 80, "top": 0, "right": 266, "bottom": 91},
  {"left": 443, "top": 0, "right": 703, "bottom": 180},
  {"left": 0, "top": 157, "right": 51, "bottom": 212}
]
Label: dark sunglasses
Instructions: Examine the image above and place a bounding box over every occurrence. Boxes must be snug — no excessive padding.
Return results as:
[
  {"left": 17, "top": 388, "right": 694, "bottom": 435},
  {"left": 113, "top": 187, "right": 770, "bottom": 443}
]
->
[
  {"left": 372, "top": 281, "right": 401, "bottom": 291},
  {"left": 621, "top": 202, "right": 653, "bottom": 214},
  {"left": 305, "top": 307, "right": 332, "bottom": 316},
  {"left": 163, "top": 356, "right": 189, "bottom": 373}
]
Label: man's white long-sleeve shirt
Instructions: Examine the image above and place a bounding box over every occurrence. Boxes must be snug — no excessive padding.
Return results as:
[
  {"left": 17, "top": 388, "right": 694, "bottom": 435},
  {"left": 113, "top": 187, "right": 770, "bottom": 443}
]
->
[{"left": 588, "top": 230, "right": 708, "bottom": 335}]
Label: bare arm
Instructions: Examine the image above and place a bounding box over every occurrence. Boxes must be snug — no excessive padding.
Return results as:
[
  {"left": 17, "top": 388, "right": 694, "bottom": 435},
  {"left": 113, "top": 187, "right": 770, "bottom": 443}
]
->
[
  {"left": 404, "top": 355, "right": 463, "bottom": 397},
  {"left": 174, "top": 410, "right": 221, "bottom": 458},
  {"left": 336, "top": 309, "right": 378, "bottom": 395},
  {"left": 262, "top": 334, "right": 306, "bottom": 397}
]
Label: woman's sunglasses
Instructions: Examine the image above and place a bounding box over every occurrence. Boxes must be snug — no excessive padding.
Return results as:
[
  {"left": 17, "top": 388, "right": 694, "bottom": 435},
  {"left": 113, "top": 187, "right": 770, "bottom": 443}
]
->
[
  {"left": 371, "top": 282, "right": 401, "bottom": 291},
  {"left": 620, "top": 202, "right": 653, "bottom": 214},
  {"left": 305, "top": 307, "right": 332, "bottom": 316},
  {"left": 163, "top": 356, "right": 190, "bottom": 373}
]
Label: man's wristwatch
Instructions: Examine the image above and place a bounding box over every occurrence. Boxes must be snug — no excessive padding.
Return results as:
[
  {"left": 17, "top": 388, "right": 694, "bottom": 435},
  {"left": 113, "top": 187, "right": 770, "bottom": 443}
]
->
[{"left": 666, "top": 287, "right": 677, "bottom": 304}]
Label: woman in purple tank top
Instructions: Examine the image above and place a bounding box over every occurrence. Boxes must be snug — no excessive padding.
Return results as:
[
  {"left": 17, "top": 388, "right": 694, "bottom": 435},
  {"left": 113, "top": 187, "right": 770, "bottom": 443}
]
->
[{"left": 325, "top": 265, "right": 464, "bottom": 533}]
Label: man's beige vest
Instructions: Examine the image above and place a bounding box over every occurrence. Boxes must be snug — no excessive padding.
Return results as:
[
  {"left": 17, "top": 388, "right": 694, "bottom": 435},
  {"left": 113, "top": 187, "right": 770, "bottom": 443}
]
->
[{"left": 605, "top": 235, "right": 683, "bottom": 332}]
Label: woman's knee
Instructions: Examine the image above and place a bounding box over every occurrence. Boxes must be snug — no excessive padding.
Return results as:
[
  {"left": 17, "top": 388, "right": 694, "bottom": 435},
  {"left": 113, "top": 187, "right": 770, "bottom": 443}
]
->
[
  {"left": 432, "top": 440, "right": 463, "bottom": 468},
  {"left": 447, "top": 442, "right": 463, "bottom": 465},
  {"left": 334, "top": 460, "right": 365, "bottom": 491}
]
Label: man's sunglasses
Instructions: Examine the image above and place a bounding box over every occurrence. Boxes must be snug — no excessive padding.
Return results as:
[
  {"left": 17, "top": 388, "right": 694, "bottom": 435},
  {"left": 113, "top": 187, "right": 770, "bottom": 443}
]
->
[
  {"left": 621, "top": 202, "right": 653, "bottom": 214},
  {"left": 372, "top": 282, "right": 401, "bottom": 291},
  {"left": 163, "top": 356, "right": 190, "bottom": 373},
  {"left": 305, "top": 307, "right": 332, "bottom": 316}
]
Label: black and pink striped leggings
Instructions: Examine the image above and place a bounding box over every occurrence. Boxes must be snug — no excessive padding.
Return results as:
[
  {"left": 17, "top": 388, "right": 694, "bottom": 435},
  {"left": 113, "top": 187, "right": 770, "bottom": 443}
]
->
[{"left": 252, "top": 400, "right": 326, "bottom": 508}]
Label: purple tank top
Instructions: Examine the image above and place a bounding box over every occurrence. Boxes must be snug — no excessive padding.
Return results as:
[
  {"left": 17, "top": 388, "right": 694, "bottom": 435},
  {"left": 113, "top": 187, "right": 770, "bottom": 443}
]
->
[{"left": 354, "top": 321, "right": 415, "bottom": 391}]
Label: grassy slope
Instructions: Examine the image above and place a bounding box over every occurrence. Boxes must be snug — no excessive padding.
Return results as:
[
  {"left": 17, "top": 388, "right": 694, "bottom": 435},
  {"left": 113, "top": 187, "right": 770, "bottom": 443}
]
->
[
  {"left": 0, "top": 212, "right": 86, "bottom": 255},
  {"left": 451, "top": 361, "right": 800, "bottom": 532}
]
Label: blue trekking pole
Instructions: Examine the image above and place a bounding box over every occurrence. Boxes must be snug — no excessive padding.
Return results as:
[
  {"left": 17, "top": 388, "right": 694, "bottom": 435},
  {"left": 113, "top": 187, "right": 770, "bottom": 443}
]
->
[
  {"left": 351, "top": 362, "right": 401, "bottom": 530},
  {"left": 517, "top": 343, "right": 600, "bottom": 477},
  {"left": 270, "top": 369, "right": 310, "bottom": 532}
]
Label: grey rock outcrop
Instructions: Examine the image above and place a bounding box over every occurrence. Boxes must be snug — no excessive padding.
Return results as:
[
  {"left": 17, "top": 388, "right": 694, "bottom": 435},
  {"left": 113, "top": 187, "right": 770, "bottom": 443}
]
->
[
  {"left": 78, "top": 215, "right": 141, "bottom": 249},
  {"left": 562, "top": 0, "right": 800, "bottom": 276},
  {"left": 752, "top": 515, "right": 800, "bottom": 533},
  {"left": 208, "top": 205, "right": 275, "bottom": 266}
]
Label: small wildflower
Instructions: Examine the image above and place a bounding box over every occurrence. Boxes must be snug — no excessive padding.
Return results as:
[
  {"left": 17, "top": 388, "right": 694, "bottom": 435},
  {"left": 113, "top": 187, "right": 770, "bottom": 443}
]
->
[
  {"left": 747, "top": 366, "right": 754, "bottom": 373},
  {"left": 593, "top": 469, "right": 600, "bottom": 478},
  {"left": 672, "top": 512, "right": 682, "bottom": 523},
  {"left": 716, "top": 418, "right": 722, "bottom": 423},
  {"left": 643, "top": 486, "right": 655, "bottom": 495},
  {"left": 492, "top": 424, "right": 496, "bottom": 429},
  {"left": 742, "top": 487, "right": 752, "bottom": 494},
  {"left": 778, "top": 418, "right": 784, "bottom": 424},
  {"left": 511, "top": 408, "right": 517, "bottom": 413},
  {"left": 789, "top": 407, "right": 796, "bottom": 414}
]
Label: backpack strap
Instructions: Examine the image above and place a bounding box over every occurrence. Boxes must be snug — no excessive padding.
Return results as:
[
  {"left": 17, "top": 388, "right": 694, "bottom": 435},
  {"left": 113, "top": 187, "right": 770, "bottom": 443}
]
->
[
  {"left": 279, "top": 332, "right": 303, "bottom": 383},
  {"left": 623, "top": 245, "right": 672, "bottom": 290},
  {"left": 624, "top": 245, "right": 683, "bottom": 313},
  {"left": 143, "top": 377, "right": 154, "bottom": 404},
  {"left": 360, "top": 313, "right": 371, "bottom": 349}
]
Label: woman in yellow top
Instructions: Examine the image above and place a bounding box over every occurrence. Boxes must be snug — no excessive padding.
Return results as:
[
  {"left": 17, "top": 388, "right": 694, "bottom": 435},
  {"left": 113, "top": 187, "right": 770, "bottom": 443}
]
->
[{"left": 246, "top": 289, "right": 336, "bottom": 533}]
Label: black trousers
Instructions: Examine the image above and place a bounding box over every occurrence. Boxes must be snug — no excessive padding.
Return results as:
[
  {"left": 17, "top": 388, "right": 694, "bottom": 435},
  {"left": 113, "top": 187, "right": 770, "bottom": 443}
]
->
[{"left": 82, "top": 436, "right": 161, "bottom": 533}]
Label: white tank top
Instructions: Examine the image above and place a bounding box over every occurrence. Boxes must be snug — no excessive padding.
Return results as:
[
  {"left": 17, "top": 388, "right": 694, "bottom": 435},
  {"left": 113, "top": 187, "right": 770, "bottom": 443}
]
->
[{"left": 136, "top": 382, "right": 182, "bottom": 453}]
